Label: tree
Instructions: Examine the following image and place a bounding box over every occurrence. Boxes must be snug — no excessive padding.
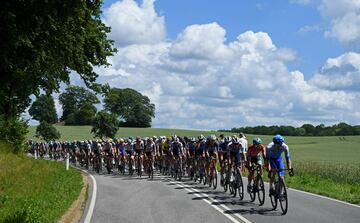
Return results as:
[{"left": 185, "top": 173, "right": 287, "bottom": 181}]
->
[
  {"left": 301, "top": 124, "right": 316, "bottom": 136},
  {"left": 91, "top": 111, "right": 119, "bottom": 139},
  {"left": 0, "top": 0, "right": 116, "bottom": 118},
  {"left": 29, "top": 94, "right": 58, "bottom": 124},
  {"left": 35, "top": 122, "right": 60, "bottom": 141},
  {"left": 59, "top": 86, "right": 99, "bottom": 125},
  {"left": 104, "top": 88, "right": 155, "bottom": 127},
  {"left": 0, "top": 115, "right": 28, "bottom": 153}
]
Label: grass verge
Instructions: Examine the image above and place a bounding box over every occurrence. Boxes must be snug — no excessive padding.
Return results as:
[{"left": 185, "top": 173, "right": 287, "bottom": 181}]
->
[
  {"left": 0, "top": 141, "right": 83, "bottom": 222},
  {"left": 285, "top": 161, "right": 360, "bottom": 205}
]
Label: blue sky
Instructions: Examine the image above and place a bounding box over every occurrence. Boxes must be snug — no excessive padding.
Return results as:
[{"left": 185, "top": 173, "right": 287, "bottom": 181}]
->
[
  {"left": 28, "top": 0, "right": 360, "bottom": 129},
  {"left": 103, "top": 0, "right": 344, "bottom": 78}
]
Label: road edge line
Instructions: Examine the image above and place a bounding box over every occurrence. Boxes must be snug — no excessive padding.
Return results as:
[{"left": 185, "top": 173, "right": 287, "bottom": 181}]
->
[
  {"left": 80, "top": 170, "right": 97, "bottom": 223},
  {"left": 288, "top": 187, "right": 360, "bottom": 209}
]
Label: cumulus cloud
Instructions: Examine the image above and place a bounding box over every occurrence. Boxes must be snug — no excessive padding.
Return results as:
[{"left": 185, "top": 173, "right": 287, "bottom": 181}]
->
[
  {"left": 104, "top": 0, "right": 166, "bottom": 46},
  {"left": 46, "top": 0, "right": 359, "bottom": 129},
  {"left": 310, "top": 52, "right": 360, "bottom": 91}
]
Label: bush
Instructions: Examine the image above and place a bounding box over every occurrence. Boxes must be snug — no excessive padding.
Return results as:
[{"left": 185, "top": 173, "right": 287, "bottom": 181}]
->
[{"left": 0, "top": 115, "right": 28, "bottom": 153}]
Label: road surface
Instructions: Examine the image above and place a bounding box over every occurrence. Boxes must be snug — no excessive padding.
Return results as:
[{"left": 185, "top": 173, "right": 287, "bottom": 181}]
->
[{"left": 81, "top": 171, "right": 360, "bottom": 223}]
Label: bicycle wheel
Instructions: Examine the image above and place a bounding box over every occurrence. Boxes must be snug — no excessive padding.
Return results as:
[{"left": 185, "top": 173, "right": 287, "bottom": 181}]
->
[
  {"left": 212, "top": 170, "right": 217, "bottom": 189},
  {"left": 279, "top": 180, "right": 288, "bottom": 215},
  {"left": 270, "top": 183, "right": 278, "bottom": 210},
  {"left": 223, "top": 183, "right": 228, "bottom": 192},
  {"left": 237, "top": 175, "right": 244, "bottom": 200},
  {"left": 249, "top": 182, "right": 256, "bottom": 202},
  {"left": 257, "top": 176, "right": 265, "bottom": 206}
]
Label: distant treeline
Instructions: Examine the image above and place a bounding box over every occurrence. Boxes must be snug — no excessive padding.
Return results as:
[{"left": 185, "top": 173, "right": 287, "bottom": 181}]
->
[{"left": 219, "top": 122, "right": 360, "bottom": 136}]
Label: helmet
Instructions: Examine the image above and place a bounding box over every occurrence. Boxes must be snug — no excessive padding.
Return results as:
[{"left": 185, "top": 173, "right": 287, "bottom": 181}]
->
[
  {"left": 253, "top": 137, "right": 262, "bottom": 145},
  {"left": 136, "top": 136, "right": 141, "bottom": 141},
  {"left": 119, "top": 138, "right": 124, "bottom": 143},
  {"left": 209, "top": 135, "right": 216, "bottom": 141},
  {"left": 273, "top": 134, "right": 284, "bottom": 144},
  {"left": 198, "top": 135, "right": 205, "bottom": 141},
  {"left": 232, "top": 137, "right": 240, "bottom": 144},
  {"left": 239, "top": 132, "right": 246, "bottom": 139}
]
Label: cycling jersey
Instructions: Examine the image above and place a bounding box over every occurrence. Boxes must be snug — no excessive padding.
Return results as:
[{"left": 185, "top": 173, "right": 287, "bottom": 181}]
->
[
  {"left": 195, "top": 140, "right": 206, "bottom": 156},
  {"left": 206, "top": 141, "right": 219, "bottom": 155},
  {"left": 172, "top": 142, "right": 183, "bottom": 156}
]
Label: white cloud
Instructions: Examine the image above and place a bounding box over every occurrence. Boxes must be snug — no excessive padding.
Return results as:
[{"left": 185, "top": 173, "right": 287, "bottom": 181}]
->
[
  {"left": 104, "top": 0, "right": 166, "bottom": 46},
  {"left": 319, "top": 0, "right": 360, "bottom": 45},
  {"left": 48, "top": 0, "right": 360, "bottom": 129},
  {"left": 310, "top": 52, "right": 360, "bottom": 91}
]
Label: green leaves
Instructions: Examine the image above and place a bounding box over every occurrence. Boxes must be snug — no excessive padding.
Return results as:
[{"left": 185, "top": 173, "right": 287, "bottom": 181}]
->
[
  {"left": 0, "top": 0, "right": 116, "bottom": 117},
  {"left": 103, "top": 88, "right": 155, "bottom": 127},
  {"left": 59, "top": 85, "right": 99, "bottom": 125},
  {"left": 29, "top": 94, "right": 58, "bottom": 124},
  {"left": 91, "top": 110, "right": 119, "bottom": 139}
]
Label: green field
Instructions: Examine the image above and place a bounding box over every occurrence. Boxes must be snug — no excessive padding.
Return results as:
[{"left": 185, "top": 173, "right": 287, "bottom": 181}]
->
[{"left": 0, "top": 141, "right": 83, "bottom": 222}]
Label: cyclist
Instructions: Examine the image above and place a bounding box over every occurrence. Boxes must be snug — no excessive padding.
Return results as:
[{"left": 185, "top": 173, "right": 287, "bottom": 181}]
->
[
  {"left": 145, "top": 137, "right": 156, "bottom": 170},
  {"left": 171, "top": 136, "right": 184, "bottom": 175},
  {"left": 246, "top": 137, "right": 266, "bottom": 192},
  {"left": 125, "top": 138, "right": 135, "bottom": 171},
  {"left": 239, "top": 133, "right": 248, "bottom": 173},
  {"left": 205, "top": 135, "right": 219, "bottom": 180},
  {"left": 134, "top": 136, "right": 144, "bottom": 172},
  {"left": 266, "top": 134, "right": 293, "bottom": 196},
  {"left": 195, "top": 135, "right": 206, "bottom": 179},
  {"left": 229, "top": 137, "right": 247, "bottom": 174}
]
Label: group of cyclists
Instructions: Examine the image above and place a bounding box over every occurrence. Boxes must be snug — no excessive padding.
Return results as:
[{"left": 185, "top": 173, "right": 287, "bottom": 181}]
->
[{"left": 28, "top": 133, "right": 294, "bottom": 213}]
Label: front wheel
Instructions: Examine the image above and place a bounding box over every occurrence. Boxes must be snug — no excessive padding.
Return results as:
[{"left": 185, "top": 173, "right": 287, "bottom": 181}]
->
[
  {"left": 212, "top": 170, "right": 218, "bottom": 189},
  {"left": 279, "top": 180, "right": 288, "bottom": 215},
  {"left": 257, "top": 176, "right": 265, "bottom": 206}
]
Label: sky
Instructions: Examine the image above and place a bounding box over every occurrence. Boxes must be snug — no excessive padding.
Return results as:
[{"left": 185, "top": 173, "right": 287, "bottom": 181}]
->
[{"left": 27, "top": 0, "right": 360, "bottom": 129}]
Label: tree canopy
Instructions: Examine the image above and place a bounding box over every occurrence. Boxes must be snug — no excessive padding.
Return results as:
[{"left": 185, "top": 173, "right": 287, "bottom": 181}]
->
[
  {"left": 103, "top": 88, "right": 155, "bottom": 127},
  {"left": 0, "top": 0, "right": 116, "bottom": 118},
  {"left": 29, "top": 94, "right": 58, "bottom": 124},
  {"left": 59, "top": 86, "right": 99, "bottom": 125},
  {"left": 221, "top": 122, "right": 360, "bottom": 136},
  {"left": 91, "top": 110, "right": 119, "bottom": 139}
]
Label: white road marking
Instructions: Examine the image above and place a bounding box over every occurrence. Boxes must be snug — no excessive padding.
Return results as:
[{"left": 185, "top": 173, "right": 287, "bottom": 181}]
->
[
  {"left": 169, "top": 179, "right": 252, "bottom": 223},
  {"left": 289, "top": 187, "right": 360, "bottom": 209},
  {"left": 80, "top": 170, "right": 97, "bottom": 223}
]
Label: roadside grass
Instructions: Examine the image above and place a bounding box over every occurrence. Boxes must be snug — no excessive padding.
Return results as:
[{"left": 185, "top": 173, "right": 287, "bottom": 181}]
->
[
  {"left": 285, "top": 161, "right": 360, "bottom": 204},
  {"left": 0, "top": 141, "right": 83, "bottom": 222}
]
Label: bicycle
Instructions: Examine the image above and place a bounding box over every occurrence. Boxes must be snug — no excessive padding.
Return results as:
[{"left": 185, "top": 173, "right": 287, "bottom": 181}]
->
[
  {"left": 174, "top": 155, "right": 182, "bottom": 181},
  {"left": 136, "top": 153, "right": 142, "bottom": 177},
  {"left": 208, "top": 156, "right": 218, "bottom": 189},
  {"left": 230, "top": 161, "right": 244, "bottom": 200},
  {"left": 268, "top": 168, "right": 294, "bottom": 215},
  {"left": 146, "top": 154, "right": 154, "bottom": 180},
  {"left": 247, "top": 163, "right": 265, "bottom": 205}
]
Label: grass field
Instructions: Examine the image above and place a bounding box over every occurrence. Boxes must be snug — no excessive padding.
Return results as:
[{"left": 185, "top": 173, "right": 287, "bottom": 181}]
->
[
  {"left": 26, "top": 125, "right": 360, "bottom": 204},
  {"left": 0, "top": 141, "right": 83, "bottom": 222}
]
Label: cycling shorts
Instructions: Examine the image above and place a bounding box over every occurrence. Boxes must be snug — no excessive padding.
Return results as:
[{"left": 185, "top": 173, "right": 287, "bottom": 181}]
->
[
  {"left": 270, "top": 158, "right": 285, "bottom": 177},
  {"left": 249, "top": 156, "right": 262, "bottom": 165},
  {"left": 230, "top": 151, "right": 241, "bottom": 165}
]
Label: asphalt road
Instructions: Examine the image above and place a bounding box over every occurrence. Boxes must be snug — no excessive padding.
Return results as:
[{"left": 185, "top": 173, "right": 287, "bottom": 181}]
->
[{"left": 82, "top": 171, "right": 360, "bottom": 223}]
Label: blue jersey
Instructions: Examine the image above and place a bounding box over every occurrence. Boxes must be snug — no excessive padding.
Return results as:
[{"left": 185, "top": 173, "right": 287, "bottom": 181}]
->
[{"left": 266, "top": 142, "right": 290, "bottom": 161}]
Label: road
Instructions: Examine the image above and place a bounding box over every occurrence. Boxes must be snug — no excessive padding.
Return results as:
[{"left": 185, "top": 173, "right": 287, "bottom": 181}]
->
[{"left": 81, "top": 171, "right": 360, "bottom": 223}]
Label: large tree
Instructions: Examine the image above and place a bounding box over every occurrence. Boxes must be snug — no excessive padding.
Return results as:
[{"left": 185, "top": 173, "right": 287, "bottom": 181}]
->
[
  {"left": 104, "top": 88, "right": 155, "bottom": 127},
  {"left": 59, "top": 86, "right": 99, "bottom": 125},
  {"left": 0, "top": 0, "right": 116, "bottom": 118},
  {"left": 91, "top": 110, "right": 119, "bottom": 139},
  {"left": 29, "top": 94, "right": 58, "bottom": 124}
]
